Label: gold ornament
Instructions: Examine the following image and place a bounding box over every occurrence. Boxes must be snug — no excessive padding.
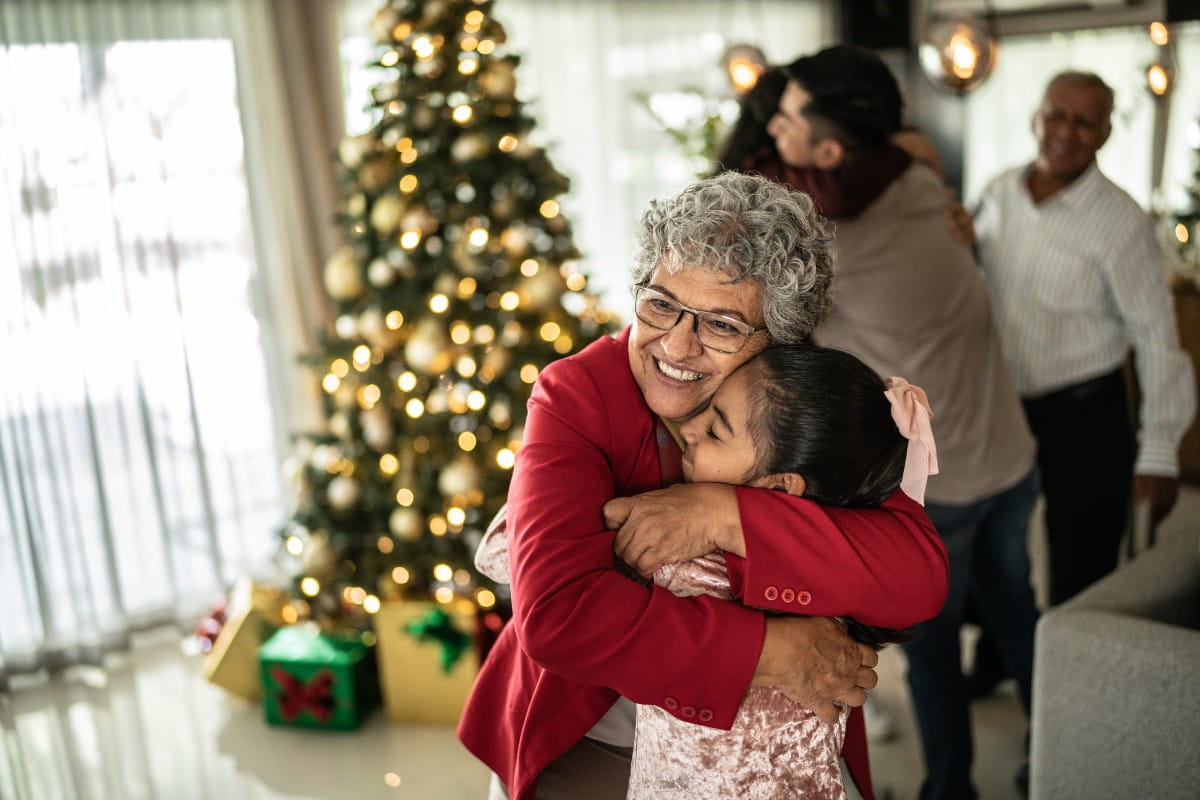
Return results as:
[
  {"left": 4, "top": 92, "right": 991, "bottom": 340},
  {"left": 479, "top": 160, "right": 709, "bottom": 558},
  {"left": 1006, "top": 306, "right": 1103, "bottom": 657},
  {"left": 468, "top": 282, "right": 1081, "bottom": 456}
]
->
[
  {"left": 370, "top": 194, "right": 406, "bottom": 234},
  {"left": 338, "top": 133, "right": 376, "bottom": 169},
  {"left": 358, "top": 158, "right": 394, "bottom": 194},
  {"left": 324, "top": 247, "right": 364, "bottom": 301},
  {"left": 519, "top": 268, "right": 566, "bottom": 308},
  {"left": 480, "top": 61, "right": 516, "bottom": 99},
  {"left": 370, "top": 7, "right": 402, "bottom": 44},
  {"left": 329, "top": 412, "right": 351, "bottom": 440},
  {"left": 389, "top": 508, "right": 423, "bottom": 540},
  {"left": 401, "top": 206, "right": 439, "bottom": 236},
  {"left": 404, "top": 317, "right": 453, "bottom": 374},
  {"left": 500, "top": 224, "right": 532, "bottom": 255},
  {"left": 300, "top": 531, "right": 338, "bottom": 578},
  {"left": 361, "top": 406, "right": 394, "bottom": 451},
  {"left": 438, "top": 455, "right": 483, "bottom": 496}
]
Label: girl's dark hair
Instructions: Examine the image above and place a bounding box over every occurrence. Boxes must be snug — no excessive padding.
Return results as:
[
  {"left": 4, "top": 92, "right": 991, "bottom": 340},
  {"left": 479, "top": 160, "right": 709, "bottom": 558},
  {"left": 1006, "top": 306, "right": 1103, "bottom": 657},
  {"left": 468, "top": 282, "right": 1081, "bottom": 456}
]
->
[{"left": 742, "top": 344, "right": 913, "bottom": 648}]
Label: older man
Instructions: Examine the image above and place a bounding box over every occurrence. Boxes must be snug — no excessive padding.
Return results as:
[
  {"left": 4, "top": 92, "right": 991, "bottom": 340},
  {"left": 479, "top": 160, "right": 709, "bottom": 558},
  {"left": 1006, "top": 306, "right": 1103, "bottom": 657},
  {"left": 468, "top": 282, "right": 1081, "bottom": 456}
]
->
[{"left": 973, "top": 71, "right": 1196, "bottom": 606}]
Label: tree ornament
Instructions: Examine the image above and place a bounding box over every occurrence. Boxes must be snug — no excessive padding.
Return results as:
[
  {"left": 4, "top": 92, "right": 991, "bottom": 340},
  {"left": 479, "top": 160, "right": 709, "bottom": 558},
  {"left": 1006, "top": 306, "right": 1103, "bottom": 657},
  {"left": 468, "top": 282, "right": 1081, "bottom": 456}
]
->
[
  {"left": 339, "top": 133, "right": 376, "bottom": 169},
  {"left": 367, "top": 257, "right": 395, "bottom": 288},
  {"left": 404, "top": 317, "right": 452, "bottom": 373},
  {"left": 519, "top": 268, "right": 565, "bottom": 308},
  {"left": 451, "top": 134, "right": 489, "bottom": 162},
  {"left": 324, "top": 247, "right": 364, "bottom": 301},
  {"left": 329, "top": 412, "right": 351, "bottom": 440},
  {"left": 370, "top": 7, "right": 402, "bottom": 44},
  {"left": 361, "top": 406, "right": 394, "bottom": 451},
  {"left": 370, "top": 194, "right": 406, "bottom": 234},
  {"left": 310, "top": 444, "right": 342, "bottom": 471},
  {"left": 327, "top": 475, "right": 362, "bottom": 510},
  {"left": 401, "top": 206, "right": 439, "bottom": 236},
  {"left": 335, "top": 314, "right": 360, "bottom": 340},
  {"left": 500, "top": 224, "right": 532, "bottom": 255},
  {"left": 389, "top": 508, "right": 423, "bottom": 540},
  {"left": 300, "top": 531, "right": 337, "bottom": 578},
  {"left": 480, "top": 61, "right": 516, "bottom": 99},
  {"left": 358, "top": 158, "right": 394, "bottom": 194},
  {"left": 438, "top": 455, "right": 483, "bottom": 496}
]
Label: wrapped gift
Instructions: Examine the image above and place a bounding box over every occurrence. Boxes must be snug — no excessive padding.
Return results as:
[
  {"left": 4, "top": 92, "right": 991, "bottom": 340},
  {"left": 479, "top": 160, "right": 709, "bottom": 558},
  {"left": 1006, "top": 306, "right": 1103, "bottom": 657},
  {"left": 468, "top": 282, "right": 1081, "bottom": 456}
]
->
[
  {"left": 374, "top": 601, "right": 479, "bottom": 725},
  {"left": 258, "top": 625, "right": 379, "bottom": 730},
  {"left": 202, "top": 578, "right": 287, "bottom": 701}
]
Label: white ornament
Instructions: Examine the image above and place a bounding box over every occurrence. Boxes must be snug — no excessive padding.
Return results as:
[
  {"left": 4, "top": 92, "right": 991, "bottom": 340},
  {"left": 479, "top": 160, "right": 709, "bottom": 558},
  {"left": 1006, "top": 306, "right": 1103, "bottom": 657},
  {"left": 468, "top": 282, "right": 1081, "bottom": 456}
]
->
[
  {"left": 367, "top": 257, "right": 394, "bottom": 287},
  {"left": 310, "top": 444, "right": 342, "bottom": 471},
  {"left": 451, "top": 134, "right": 488, "bottom": 162},
  {"left": 361, "top": 408, "right": 394, "bottom": 451},
  {"left": 438, "top": 455, "right": 482, "bottom": 496},
  {"left": 327, "top": 475, "right": 361, "bottom": 510},
  {"left": 335, "top": 314, "right": 359, "bottom": 340},
  {"left": 358, "top": 307, "right": 389, "bottom": 348},
  {"left": 329, "top": 412, "right": 351, "bottom": 440}
]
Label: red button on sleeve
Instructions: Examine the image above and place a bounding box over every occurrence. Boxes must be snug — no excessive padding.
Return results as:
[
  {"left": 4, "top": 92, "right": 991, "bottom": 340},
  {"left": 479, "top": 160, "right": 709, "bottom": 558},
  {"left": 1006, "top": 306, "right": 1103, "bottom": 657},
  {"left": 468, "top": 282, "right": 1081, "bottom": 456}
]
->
[
  {"left": 664, "top": 696, "right": 679, "bottom": 710},
  {"left": 764, "top": 585, "right": 779, "bottom": 601},
  {"left": 781, "top": 588, "right": 795, "bottom": 603},
  {"left": 797, "top": 590, "right": 812, "bottom": 606},
  {"left": 681, "top": 706, "right": 696, "bottom": 718}
]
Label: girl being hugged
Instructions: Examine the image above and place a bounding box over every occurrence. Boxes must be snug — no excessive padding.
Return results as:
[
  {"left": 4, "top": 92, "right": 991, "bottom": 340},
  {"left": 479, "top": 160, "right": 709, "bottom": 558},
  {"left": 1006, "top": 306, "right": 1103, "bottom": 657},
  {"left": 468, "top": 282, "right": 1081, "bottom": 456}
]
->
[{"left": 628, "top": 344, "right": 937, "bottom": 800}]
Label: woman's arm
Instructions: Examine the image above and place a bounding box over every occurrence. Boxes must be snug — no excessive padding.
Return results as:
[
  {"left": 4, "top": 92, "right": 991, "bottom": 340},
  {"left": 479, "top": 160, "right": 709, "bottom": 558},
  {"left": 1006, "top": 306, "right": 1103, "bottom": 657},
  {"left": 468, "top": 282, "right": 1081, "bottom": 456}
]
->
[{"left": 609, "top": 484, "right": 947, "bottom": 629}]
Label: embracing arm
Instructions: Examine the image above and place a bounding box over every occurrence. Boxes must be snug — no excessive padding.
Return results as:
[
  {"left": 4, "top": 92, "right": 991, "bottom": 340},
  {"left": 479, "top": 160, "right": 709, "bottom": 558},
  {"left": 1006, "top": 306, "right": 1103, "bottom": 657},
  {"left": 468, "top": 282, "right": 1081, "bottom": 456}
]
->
[{"left": 610, "top": 484, "right": 947, "bottom": 630}]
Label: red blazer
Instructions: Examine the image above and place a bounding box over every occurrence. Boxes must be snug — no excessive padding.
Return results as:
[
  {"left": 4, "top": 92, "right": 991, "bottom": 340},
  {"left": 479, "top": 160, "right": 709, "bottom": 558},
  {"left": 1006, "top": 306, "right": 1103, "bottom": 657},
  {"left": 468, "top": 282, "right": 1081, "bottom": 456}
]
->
[{"left": 458, "top": 329, "right": 947, "bottom": 800}]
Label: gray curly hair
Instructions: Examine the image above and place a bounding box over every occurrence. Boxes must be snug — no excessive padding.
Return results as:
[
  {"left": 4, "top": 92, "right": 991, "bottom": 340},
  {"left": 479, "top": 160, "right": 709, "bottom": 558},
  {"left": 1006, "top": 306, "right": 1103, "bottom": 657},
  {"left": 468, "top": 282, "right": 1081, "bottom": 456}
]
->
[{"left": 631, "top": 172, "right": 834, "bottom": 344}]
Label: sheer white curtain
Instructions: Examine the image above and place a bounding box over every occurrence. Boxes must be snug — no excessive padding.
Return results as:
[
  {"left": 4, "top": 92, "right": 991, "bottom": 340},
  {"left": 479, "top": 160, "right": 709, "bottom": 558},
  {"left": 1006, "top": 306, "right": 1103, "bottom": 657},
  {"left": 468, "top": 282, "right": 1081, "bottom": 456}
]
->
[
  {"left": 962, "top": 21, "right": 1200, "bottom": 213},
  {"left": 342, "top": 0, "right": 831, "bottom": 316},
  {"left": 0, "top": 0, "right": 337, "bottom": 685}
]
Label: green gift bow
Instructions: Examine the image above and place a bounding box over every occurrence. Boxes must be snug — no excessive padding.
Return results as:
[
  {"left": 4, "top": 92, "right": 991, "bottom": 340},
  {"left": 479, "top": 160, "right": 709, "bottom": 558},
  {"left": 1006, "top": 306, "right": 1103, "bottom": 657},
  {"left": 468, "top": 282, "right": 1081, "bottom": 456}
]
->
[{"left": 404, "top": 608, "right": 471, "bottom": 673}]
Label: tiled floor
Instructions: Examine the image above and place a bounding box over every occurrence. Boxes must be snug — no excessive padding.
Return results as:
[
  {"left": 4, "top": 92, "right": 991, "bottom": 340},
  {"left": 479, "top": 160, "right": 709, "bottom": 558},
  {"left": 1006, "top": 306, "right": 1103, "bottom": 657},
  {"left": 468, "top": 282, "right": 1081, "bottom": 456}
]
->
[{"left": 2, "top": 488, "right": 1196, "bottom": 800}]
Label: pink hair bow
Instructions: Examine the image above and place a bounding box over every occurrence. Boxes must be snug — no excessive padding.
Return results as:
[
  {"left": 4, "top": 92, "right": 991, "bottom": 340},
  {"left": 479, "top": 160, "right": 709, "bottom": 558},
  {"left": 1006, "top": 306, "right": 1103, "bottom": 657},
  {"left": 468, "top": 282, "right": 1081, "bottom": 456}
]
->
[{"left": 883, "top": 377, "right": 939, "bottom": 506}]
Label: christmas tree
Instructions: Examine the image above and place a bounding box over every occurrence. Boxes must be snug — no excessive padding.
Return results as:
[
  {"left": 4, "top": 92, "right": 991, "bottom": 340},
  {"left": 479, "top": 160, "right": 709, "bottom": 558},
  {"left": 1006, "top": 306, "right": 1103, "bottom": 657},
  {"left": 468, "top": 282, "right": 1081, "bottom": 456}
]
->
[{"left": 283, "top": 0, "right": 615, "bottom": 631}]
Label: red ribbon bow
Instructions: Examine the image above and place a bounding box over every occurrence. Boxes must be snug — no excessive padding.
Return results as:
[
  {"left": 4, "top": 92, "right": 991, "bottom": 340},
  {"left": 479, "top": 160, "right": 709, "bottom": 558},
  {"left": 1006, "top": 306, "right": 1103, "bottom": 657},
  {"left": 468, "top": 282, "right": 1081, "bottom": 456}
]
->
[{"left": 270, "top": 666, "right": 336, "bottom": 723}]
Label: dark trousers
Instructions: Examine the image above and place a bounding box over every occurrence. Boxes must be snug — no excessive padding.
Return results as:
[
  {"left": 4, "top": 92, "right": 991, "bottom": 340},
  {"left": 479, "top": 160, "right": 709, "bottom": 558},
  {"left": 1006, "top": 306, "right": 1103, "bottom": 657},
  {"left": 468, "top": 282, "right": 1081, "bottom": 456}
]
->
[
  {"left": 1022, "top": 368, "right": 1135, "bottom": 606},
  {"left": 902, "top": 468, "right": 1040, "bottom": 800}
]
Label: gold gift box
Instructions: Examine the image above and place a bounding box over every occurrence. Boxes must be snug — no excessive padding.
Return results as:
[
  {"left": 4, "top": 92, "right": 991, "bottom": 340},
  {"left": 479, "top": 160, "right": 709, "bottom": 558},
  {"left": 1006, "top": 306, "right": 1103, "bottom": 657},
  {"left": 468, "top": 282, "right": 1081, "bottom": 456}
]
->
[
  {"left": 202, "top": 578, "right": 287, "bottom": 701},
  {"left": 373, "top": 600, "right": 479, "bottom": 725}
]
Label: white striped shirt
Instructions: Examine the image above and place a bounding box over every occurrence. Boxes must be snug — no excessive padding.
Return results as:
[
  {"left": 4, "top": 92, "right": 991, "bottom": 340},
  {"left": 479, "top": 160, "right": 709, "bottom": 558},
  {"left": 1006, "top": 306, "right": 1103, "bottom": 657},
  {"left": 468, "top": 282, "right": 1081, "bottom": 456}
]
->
[{"left": 974, "top": 162, "right": 1196, "bottom": 477}]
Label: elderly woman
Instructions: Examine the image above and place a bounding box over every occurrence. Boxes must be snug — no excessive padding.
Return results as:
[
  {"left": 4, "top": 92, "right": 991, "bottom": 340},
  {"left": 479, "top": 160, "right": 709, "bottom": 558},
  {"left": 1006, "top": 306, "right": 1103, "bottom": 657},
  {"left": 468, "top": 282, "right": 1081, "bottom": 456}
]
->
[{"left": 458, "top": 172, "right": 948, "bottom": 800}]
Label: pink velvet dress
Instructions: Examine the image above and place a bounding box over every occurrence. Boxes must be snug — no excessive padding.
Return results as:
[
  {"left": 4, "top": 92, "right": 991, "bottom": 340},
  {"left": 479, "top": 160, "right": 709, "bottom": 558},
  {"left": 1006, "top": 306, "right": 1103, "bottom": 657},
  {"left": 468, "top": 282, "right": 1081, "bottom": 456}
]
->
[{"left": 627, "top": 553, "right": 849, "bottom": 800}]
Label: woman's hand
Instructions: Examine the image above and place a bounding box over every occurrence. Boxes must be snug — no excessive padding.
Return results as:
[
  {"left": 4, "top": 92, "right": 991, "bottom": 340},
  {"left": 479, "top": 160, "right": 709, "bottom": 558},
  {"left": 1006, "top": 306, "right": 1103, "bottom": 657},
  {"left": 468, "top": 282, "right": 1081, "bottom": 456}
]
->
[
  {"left": 606, "top": 483, "right": 745, "bottom": 578},
  {"left": 752, "top": 616, "right": 879, "bottom": 724}
]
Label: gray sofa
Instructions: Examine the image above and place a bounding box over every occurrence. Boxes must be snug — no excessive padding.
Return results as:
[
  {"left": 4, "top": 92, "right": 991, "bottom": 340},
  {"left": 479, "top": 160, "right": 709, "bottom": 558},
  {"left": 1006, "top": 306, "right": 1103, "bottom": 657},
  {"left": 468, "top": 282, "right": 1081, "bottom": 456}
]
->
[{"left": 1030, "top": 525, "right": 1200, "bottom": 799}]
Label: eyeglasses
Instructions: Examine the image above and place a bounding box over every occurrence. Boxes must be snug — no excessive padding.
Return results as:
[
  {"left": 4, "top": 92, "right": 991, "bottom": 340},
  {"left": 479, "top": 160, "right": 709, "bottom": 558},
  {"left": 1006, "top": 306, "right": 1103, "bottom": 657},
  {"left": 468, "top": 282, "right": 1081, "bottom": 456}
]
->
[{"left": 632, "top": 286, "right": 763, "bottom": 354}]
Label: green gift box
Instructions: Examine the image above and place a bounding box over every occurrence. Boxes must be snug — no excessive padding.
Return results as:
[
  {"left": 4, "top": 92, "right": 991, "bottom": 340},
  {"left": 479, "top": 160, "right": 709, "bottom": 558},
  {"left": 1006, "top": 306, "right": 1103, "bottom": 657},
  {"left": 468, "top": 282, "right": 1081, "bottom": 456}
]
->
[{"left": 258, "top": 625, "right": 379, "bottom": 731}]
